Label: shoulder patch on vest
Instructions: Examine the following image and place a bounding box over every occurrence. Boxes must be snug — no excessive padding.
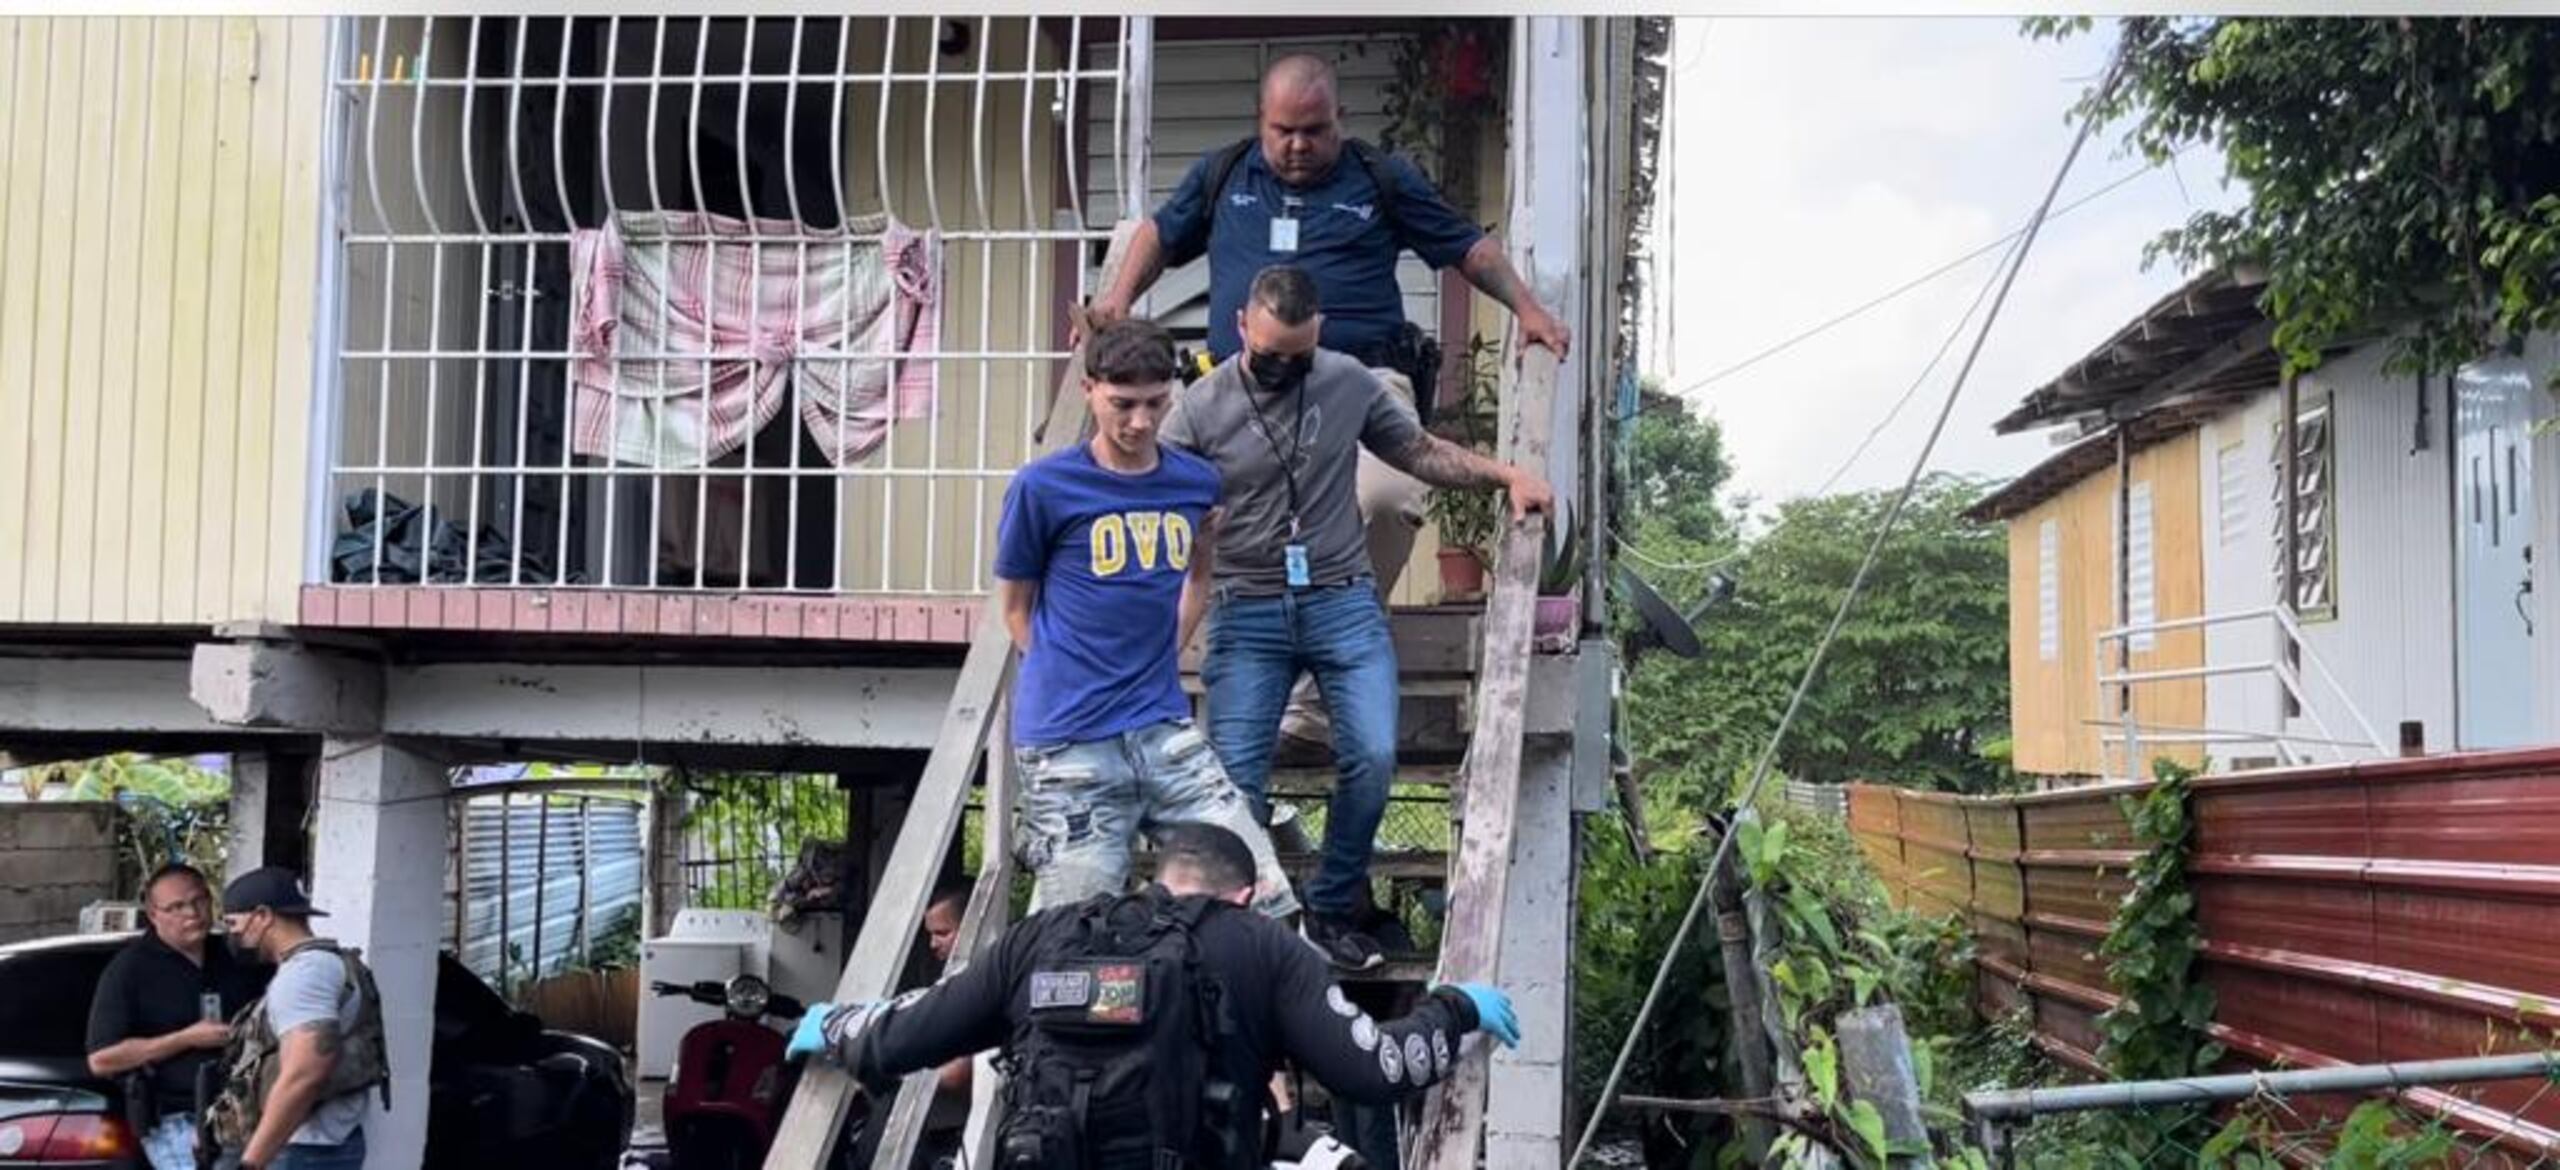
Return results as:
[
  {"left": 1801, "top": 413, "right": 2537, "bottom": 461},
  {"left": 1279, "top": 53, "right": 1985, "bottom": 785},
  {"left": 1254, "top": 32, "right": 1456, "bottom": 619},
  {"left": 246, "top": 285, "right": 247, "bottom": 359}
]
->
[
  {"left": 1089, "top": 962, "right": 1146, "bottom": 1024},
  {"left": 1030, "top": 969, "right": 1092, "bottom": 1011}
]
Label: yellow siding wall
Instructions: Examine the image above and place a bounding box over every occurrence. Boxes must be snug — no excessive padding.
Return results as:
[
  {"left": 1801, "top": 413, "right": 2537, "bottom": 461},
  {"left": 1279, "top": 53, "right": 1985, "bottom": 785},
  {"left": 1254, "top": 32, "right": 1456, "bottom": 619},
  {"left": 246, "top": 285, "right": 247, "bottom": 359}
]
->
[
  {"left": 837, "top": 18, "right": 1062, "bottom": 596},
  {"left": 0, "top": 17, "right": 328, "bottom": 626},
  {"left": 2008, "top": 431, "right": 2207, "bottom": 779}
]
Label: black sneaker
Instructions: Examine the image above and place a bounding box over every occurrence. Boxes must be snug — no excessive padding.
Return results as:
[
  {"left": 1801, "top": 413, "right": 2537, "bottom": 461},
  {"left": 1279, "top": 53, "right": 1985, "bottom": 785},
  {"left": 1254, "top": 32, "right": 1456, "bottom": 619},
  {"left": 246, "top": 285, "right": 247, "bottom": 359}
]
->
[{"left": 1304, "top": 912, "right": 1385, "bottom": 972}]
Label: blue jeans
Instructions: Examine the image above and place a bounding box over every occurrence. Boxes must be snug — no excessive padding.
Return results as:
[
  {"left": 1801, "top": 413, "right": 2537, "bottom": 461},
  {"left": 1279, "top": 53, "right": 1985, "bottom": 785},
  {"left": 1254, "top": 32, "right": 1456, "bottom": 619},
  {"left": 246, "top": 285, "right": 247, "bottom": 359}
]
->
[
  {"left": 1014, "top": 718, "right": 1301, "bottom": 919},
  {"left": 267, "top": 1129, "right": 364, "bottom": 1170},
  {"left": 1203, "top": 579, "right": 1398, "bottom": 918}
]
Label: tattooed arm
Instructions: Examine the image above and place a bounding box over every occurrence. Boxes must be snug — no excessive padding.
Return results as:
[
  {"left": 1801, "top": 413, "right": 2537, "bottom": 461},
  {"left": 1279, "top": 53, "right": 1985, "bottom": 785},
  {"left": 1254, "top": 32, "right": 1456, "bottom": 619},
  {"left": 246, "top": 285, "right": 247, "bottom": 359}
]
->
[
  {"left": 1457, "top": 237, "right": 1571, "bottom": 356},
  {"left": 1379, "top": 434, "right": 1556, "bottom": 522},
  {"left": 242, "top": 1024, "right": 340, "bottom": 1167}
]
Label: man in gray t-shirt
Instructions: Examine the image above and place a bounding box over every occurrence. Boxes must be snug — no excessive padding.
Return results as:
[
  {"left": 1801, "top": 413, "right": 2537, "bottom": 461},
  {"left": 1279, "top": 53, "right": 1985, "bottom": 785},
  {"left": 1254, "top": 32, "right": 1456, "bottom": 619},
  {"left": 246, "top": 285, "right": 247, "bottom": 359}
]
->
[
  {"left": 1161, "top": 264, "right": 1552, "bottom": 971},
  {"left": 216, "top": 868, "right": 379, "bottom": 1170}
]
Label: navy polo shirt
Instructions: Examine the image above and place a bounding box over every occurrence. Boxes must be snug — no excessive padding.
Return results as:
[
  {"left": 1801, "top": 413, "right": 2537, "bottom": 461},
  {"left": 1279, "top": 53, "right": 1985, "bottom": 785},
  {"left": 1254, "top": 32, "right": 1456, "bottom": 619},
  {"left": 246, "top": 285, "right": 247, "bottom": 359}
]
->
[{"left": 1152, "top": 143, "right": 1484, "bottom": 360}]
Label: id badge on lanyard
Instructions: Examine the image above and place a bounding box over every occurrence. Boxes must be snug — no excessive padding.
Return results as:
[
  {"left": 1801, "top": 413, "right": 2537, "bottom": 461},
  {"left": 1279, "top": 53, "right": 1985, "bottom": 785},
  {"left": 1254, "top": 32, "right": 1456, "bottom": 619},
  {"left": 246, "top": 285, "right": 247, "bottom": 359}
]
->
[
  {"left": 1270, "top": 196, "right": 1303, "bottom": 253},
  {"left": 1284, "top": 519, "right": 1311, "bottom": 587}
]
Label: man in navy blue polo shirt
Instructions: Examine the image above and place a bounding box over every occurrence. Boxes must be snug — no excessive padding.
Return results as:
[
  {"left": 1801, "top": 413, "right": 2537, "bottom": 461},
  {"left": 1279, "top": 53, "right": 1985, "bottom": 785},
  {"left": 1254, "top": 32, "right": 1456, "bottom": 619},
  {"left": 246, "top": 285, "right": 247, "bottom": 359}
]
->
[{"left": 1090, "top": 54, "right": 1570, "bottom": 364}]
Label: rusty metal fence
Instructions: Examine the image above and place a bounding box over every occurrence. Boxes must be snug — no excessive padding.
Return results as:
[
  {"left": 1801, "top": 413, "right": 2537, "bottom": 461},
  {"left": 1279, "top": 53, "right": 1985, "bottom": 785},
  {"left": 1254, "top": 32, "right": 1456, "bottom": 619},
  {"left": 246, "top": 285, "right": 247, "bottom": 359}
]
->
[{"left": 1849, "top": 745, "right": 2560, "bottom": 1163}]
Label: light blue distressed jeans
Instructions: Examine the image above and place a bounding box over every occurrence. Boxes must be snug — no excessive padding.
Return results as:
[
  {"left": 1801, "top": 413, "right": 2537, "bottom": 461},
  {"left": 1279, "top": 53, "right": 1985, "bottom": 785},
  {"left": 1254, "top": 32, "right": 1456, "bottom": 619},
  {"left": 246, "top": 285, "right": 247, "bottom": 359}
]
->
[
  {"left": 1014, "top": 718, "right": 1301, "bottom": 919},
  {"left": 142, "top": 1113, "right": 234, "bottom": 1170}
]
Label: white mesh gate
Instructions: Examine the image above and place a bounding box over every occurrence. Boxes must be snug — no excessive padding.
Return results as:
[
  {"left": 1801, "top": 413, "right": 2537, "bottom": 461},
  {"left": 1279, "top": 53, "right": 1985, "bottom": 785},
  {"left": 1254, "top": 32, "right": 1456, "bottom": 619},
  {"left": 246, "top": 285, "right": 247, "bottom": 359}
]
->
[{"left": 318, "top": 16, "right": 1144, "bottom": 597}]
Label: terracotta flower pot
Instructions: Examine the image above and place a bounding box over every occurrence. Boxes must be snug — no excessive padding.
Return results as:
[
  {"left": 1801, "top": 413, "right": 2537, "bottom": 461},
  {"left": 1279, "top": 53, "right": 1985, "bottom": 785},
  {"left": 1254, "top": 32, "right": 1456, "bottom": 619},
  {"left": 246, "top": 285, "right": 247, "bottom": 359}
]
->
[{"left": 1437, "top": 547, "right": 1488, "bottom": 601}]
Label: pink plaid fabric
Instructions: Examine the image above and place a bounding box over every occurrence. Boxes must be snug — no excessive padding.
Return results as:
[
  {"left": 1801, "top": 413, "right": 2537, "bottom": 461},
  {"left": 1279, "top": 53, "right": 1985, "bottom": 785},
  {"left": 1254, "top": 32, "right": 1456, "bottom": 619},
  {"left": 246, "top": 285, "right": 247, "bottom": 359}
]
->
[{"left": 568, "top": 210, "right": 941, "bottom": 468}]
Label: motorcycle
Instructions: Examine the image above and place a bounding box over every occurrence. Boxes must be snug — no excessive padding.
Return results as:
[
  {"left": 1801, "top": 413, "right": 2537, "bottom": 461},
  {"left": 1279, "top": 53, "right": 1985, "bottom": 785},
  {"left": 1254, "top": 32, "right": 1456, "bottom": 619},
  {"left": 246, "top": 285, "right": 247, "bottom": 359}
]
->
[{"left": 651, "top": 974, "right": 809, "bottom": 1170}]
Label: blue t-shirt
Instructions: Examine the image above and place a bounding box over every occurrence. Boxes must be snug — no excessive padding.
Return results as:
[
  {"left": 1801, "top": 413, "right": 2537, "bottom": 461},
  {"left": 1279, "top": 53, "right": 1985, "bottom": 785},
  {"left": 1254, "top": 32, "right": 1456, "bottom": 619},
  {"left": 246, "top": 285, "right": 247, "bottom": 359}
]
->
[
  {"left": 1152, "top": 143, "right": 1484, "bottom": 360},
  {"left": 995, "top": 444, "right": 1221, "bottom": 746}
]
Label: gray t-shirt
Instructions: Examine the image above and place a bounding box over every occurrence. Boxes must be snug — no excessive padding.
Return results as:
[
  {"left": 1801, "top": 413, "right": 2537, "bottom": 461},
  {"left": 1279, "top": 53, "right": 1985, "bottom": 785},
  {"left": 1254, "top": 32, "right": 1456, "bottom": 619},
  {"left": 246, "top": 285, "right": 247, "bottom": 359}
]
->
[
  {"left": 1161, "top": 349, "right": 1422, "bottom": 594},
  {"left": 265, "top": 946, "right": 371, "bottom": 1146}
]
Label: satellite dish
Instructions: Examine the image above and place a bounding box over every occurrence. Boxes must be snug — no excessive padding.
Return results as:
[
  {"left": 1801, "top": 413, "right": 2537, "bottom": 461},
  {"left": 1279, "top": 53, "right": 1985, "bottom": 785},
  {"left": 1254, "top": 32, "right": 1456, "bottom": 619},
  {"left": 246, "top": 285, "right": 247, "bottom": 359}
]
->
[{"left": 1617, "top": 565, "right": 1705, "bottom": 659}]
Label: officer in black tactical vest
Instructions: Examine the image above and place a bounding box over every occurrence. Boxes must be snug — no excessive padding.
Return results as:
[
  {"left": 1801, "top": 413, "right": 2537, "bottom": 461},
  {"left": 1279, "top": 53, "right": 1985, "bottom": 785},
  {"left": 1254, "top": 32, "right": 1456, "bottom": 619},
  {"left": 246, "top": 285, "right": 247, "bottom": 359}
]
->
[
  {"left": 201, "top": 869, "right": 389, "bottom": 1170},
  {"left": 787, "top": 823, "right": 1520, "bottom": 1170}
]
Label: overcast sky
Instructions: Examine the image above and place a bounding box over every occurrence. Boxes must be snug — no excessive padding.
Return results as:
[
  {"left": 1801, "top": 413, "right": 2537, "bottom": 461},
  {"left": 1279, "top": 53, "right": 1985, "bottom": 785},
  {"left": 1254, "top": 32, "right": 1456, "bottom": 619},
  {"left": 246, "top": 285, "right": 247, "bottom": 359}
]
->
[{"left": 1647, "top": 17, "right": 2243, "bottom": 512}]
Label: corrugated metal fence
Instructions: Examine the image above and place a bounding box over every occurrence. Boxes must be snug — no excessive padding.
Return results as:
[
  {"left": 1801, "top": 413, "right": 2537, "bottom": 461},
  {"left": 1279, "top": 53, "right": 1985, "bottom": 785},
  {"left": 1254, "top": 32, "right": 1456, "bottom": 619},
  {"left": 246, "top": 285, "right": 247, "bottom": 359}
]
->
[
  {"left": 1848, "top": 746, "right": 2560, "bottom": 1160},
  {"left": 1782, "top": 779, "right": 1847, "bottom": 817},
  {"left": 447, "top": 789, "right": 645, "bottom": 990}
]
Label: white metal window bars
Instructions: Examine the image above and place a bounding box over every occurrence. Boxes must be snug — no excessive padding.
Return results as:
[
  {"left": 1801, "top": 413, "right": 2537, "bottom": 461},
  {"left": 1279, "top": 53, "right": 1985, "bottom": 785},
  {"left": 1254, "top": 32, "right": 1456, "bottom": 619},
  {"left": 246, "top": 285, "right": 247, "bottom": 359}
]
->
[{"left": 322, "top": 16, "right": 1145, "bottom": 598}]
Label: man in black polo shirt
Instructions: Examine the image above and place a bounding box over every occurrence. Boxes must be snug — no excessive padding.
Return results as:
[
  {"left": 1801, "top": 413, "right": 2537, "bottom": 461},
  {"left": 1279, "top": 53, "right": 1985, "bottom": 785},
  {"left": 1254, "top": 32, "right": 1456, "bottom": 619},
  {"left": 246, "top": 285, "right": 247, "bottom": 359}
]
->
[{"left": 87, "top": 863, "right": 269, "bottom": 1170}]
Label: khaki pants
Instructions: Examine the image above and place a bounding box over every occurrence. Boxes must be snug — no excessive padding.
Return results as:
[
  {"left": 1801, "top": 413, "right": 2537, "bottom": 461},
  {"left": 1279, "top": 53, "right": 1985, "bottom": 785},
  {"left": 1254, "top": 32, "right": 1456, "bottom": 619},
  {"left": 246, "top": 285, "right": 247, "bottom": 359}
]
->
[{"left": 1277, "top": 370, "right": 1430, "bottom": 745}]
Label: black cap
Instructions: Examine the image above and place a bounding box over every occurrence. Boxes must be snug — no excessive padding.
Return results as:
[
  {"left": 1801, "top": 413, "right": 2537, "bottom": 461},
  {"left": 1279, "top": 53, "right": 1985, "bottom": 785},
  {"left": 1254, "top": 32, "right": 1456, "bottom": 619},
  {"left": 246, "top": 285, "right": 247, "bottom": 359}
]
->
[{"left": 221, "top": 867, "right": 329, "bottom": 918}]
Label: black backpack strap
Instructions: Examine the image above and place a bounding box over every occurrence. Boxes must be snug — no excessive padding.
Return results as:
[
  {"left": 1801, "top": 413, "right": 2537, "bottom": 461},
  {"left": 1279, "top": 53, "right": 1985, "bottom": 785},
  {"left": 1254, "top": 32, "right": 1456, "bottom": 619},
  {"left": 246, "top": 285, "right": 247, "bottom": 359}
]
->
[
  {"left": 1203, "top": 137, "right": 1256, "bottom": 207},
  {"left": 1181, "top": 136, "right": 1259, "bottom": 257}
]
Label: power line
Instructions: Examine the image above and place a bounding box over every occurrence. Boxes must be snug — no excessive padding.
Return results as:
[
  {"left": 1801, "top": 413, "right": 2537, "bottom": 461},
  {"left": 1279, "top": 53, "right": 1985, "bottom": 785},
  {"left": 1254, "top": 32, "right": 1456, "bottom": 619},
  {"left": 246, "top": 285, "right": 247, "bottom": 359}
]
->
[
  {"left": 1806, "top": 219, "right": 2029, "bottom": 498},
  {"left": 1570, "top": 48, "right": 2127, "bottom": 1170},
  {"left": 1652, "top": 153, "right": 2176, "bottom": 413},
  {"left": 1615, "top": 534, "right": 1743, "bottom": 575}
]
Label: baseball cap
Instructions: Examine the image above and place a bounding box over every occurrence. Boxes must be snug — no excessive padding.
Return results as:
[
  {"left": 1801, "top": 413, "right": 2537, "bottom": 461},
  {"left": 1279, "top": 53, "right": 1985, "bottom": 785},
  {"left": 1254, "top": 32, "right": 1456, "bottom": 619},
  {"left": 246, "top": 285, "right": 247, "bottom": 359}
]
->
[{"left": 221, "top": 867, "right": 329, "bottom": 918}]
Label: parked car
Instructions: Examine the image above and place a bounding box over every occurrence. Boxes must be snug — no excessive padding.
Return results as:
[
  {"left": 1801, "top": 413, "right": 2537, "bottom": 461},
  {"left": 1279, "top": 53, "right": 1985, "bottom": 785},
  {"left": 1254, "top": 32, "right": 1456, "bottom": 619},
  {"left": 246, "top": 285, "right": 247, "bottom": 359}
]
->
[{"left": 0, "top": 933, "right": 632, "bottom": 1170}]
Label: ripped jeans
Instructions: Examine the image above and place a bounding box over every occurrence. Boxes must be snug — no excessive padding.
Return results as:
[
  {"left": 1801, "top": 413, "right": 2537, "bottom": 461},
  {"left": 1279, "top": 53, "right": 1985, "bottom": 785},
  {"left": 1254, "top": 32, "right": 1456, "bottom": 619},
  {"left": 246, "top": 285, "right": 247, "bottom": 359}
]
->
[{"left": 1014, "top": 718, "right": 1301, "bottom": 919}]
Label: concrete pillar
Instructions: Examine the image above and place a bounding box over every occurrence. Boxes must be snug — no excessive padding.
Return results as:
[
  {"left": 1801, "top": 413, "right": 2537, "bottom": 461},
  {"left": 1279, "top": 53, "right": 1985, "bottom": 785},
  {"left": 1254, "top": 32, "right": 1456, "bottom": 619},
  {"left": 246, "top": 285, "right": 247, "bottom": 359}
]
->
[
  {"left": 1485, "top": 739, "right": 1576, "bottom": 1170},
  {"left": 227, "top": 754, "right": 272, "bottom": 884},
  {"left": 309, "top": 737, "right": 448, "bottom": 1170},
  {"left": 643, "top": 783, "right": 688, "bottom": 938}
]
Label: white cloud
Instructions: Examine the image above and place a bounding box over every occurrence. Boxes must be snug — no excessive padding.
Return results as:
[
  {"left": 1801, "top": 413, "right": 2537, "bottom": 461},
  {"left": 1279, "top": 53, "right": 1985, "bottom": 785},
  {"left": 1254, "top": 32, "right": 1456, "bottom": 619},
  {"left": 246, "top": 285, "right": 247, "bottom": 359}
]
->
[{"left": 1651, "top": 17, "right": 2242, "bottom": 509}]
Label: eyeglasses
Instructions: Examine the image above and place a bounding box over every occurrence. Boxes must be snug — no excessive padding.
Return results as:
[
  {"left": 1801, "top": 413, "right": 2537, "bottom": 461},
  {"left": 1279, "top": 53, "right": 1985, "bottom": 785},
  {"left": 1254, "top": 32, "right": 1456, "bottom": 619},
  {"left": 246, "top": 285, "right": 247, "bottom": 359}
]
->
[{"left": 150, "top": 896, "right": 211, "bottom": 918}]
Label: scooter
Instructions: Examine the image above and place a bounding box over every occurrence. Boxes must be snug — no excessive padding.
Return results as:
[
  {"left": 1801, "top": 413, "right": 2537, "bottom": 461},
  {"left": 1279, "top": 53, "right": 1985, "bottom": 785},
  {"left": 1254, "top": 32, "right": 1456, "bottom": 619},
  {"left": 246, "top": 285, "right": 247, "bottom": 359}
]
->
[{"left": 651, "top": 974, "right": 809, "bottom": 1170}]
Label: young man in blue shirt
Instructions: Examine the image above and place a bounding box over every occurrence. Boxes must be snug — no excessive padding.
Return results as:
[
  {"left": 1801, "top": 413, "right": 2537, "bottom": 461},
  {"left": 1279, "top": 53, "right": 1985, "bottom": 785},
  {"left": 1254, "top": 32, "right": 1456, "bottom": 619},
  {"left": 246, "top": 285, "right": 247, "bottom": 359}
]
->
[{"left": 994, "top": 317, "right": 1299, "bottom": 920}]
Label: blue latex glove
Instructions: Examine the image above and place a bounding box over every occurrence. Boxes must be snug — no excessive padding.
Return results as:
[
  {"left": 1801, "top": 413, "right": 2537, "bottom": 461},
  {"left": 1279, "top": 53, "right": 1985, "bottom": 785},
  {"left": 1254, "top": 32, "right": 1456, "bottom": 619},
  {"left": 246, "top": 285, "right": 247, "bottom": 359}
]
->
[
  {"left": 1444, "top": 983, "right": 1519, "bottom": 1049},
  {"left": 786, "top": 1002, "right": 837, "bottom": 1063}
]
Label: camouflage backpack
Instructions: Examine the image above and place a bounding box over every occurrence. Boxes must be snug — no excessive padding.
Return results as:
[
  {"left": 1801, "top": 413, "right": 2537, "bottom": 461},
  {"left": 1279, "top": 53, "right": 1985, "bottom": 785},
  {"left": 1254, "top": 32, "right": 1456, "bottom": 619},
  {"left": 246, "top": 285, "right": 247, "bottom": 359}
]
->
[{"left": 200, "top": 941, "right": 391, "bottom": 1160}]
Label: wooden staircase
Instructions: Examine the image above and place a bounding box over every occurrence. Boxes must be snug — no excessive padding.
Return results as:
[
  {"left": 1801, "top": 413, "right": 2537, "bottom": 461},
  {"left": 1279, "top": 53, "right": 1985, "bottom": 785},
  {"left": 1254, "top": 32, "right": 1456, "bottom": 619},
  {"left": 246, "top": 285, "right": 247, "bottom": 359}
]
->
[{"left": 762, "top": 228, "right": 1580, "bottom": 1170}]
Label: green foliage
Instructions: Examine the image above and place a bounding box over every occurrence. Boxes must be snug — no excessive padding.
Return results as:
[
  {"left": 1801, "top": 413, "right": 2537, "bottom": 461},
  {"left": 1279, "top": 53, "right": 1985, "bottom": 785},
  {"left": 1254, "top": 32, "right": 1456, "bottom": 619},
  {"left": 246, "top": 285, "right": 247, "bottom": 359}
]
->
[
  {"left": 2097, "top": 758, "right": 2219, "bottom": 1086},
  {"left": 582, "top": 904, "right": 643, "bottom": 971},
  {"left": 1623, "top": 387, "right": 1737, "bottom": 556},
  {"left": 1749, "top": 806, "right": 1975, "bottom": 1048},
  {"left": 675, "top": 772, "right": 848, "bottom": 911},
  {"left": 1373, "top": 23, "right": 1507, "bottom": 190},
  {"left": 1626, "top": 475, "right": 2012, "bottom": 798},
  {"left": 1738, "top": 805, "right": 1982, "bottom": 1168},
  {"left": 2030, "top": 17, "right": 2560, "bottom": 381},
  {"left": 2192, "top": 1098, "right": 2459, "bottom": 1169},
  {"left": 1572, "top": 818, "right": 1727, "bottom": 1168},
  {"left": 16, "top": 753, "right": 232, "bottom": 890},
  {"left": 1425, "top": 335, "right": 1509, "bottom": 556}
]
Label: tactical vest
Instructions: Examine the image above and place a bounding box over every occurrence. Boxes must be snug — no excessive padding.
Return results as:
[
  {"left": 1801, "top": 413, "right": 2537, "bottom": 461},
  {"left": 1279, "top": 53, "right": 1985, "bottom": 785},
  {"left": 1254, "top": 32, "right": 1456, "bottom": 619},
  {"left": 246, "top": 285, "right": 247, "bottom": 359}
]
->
[
  {"left": 994, "top": 890, "right": 1261, "bottom": 1170},
  {"left": 201, "top": 940, "right": 392, "bottom": 1157}
]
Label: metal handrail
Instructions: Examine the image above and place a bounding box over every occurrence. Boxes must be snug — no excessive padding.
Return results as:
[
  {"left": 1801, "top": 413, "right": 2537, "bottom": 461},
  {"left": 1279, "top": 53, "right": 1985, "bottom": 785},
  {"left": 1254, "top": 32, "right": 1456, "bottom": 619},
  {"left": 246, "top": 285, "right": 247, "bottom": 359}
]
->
[{"left": 2093, "top": 606, "right": 2392, "bottom": 779}]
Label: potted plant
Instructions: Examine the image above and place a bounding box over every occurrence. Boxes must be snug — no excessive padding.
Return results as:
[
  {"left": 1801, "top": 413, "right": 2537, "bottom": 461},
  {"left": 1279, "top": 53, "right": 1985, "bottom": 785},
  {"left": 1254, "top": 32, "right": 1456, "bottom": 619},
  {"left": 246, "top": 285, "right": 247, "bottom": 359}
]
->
[{"left": 1426, "top": 335, "right": 1504, "bottom": 601}]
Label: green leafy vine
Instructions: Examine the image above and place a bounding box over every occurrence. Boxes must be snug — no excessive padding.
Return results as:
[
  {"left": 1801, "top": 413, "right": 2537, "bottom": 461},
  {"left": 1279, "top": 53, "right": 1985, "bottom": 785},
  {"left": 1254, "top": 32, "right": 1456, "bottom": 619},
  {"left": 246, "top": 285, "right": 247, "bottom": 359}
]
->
[{"left": 2097, "top": 758, "right": 2218, "bottom": 1083}]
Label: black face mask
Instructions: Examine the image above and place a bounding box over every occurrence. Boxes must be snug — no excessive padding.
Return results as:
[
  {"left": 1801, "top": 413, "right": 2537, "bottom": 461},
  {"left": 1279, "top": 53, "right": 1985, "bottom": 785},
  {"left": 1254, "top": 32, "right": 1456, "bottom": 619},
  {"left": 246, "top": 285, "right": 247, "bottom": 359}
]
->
[
  {"left": 225, "top": 930, "right": 259, "bottom": 963},
  {"left": 1247, "top": 350, "right": 1312, "bottom": 393}
]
